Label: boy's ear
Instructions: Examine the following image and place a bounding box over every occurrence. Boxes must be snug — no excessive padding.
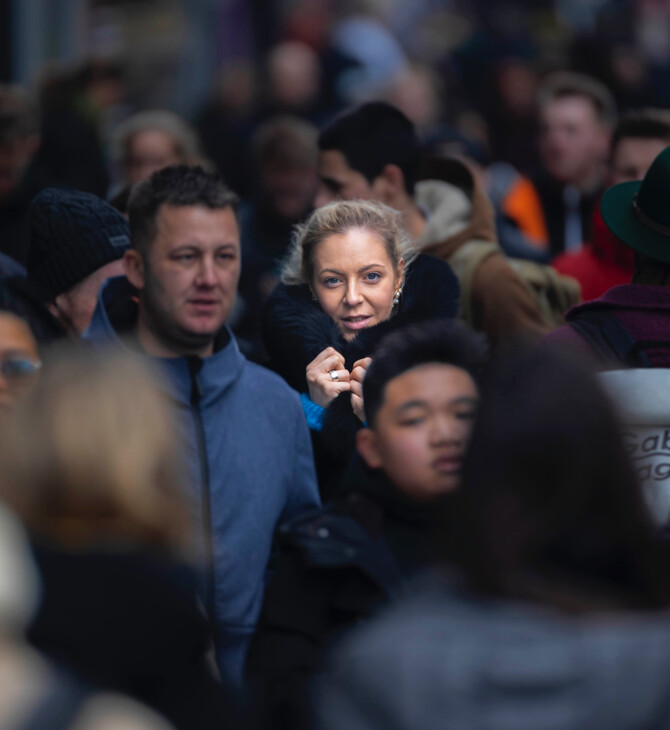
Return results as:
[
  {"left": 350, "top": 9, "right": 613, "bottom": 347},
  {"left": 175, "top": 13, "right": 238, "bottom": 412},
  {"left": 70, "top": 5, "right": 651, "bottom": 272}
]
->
[
  {"left": 356, "top": 428, "right": 383, "bottom": 469},
  {"left": 124, "top": 249, "right": 145, "bottom": 290}
]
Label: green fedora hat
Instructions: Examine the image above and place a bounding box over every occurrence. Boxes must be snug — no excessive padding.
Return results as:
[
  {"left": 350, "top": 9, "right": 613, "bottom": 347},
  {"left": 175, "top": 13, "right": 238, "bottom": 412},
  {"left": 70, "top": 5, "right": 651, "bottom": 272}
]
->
[{"left": 601, "top": 145, "right": 670, "bottom": 264}]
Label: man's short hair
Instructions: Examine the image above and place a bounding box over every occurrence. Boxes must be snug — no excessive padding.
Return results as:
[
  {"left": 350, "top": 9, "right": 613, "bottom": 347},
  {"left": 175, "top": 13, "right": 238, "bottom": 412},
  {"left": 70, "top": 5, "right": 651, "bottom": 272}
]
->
[
  {"left": 0, "top": 85, "right": 38, "bottom": 146},
  {"left": 538, "top": 71, "right": 617, "bottom": 128},
  {"left": 612, "top": 108, "right": 670, "bottom": 152},
  {"left": 128, "top": 165, "right": 239, "bottom": 257},
  {"left": 363, "top": 319, "right": 488, "bottom": 428},
  {"left": 318, "top": 101, "right": 421, "bottom": 194}
]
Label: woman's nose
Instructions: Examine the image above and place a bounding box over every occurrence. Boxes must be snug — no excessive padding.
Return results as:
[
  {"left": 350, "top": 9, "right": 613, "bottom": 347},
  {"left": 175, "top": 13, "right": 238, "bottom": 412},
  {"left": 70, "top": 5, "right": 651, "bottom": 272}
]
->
[{"left": 344, "top": 281, "right": 363, "bottom": 306}]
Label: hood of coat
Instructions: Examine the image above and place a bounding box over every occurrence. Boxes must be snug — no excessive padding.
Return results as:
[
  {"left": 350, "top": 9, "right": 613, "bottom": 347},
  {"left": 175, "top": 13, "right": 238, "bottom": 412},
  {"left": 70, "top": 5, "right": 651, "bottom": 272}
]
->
[
  {"left": 262, "top": 253, "right": 460, "bottom": 394},
  {"left": 415, "top": 161, "right": 497, "bottom": 259}
]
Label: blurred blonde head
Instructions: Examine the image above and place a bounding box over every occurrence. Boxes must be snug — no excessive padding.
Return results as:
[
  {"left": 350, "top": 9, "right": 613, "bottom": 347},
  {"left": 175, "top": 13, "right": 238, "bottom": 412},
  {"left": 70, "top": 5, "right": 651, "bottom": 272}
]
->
[{"left": 0, "top": 344, "right": 190, "bottom": 551}]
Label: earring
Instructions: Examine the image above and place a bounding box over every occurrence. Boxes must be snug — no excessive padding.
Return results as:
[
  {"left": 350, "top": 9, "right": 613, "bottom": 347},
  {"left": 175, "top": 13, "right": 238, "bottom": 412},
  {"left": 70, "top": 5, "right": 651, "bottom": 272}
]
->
[
  {"left": 392, "top": 287, "right": 402, "bottom": 306},
  {"left": 312, "top": 296, "right": 318, "bottom": 304}
]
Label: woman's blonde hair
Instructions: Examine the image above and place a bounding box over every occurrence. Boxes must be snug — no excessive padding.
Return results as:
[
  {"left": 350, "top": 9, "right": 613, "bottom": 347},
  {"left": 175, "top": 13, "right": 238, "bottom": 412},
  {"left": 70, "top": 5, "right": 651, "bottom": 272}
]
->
[
  {"left": 280, "top": 199, "right": 418, "bottom": 287},
  {"left": 0, "top": 344, "right": 190, "bottom": 551}
]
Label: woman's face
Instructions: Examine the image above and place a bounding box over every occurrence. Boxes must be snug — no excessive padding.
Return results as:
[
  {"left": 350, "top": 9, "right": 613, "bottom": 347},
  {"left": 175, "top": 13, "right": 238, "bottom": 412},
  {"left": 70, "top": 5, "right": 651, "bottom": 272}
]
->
[{"left": 311, "top": 227, "right": 403, "bottom": 341}]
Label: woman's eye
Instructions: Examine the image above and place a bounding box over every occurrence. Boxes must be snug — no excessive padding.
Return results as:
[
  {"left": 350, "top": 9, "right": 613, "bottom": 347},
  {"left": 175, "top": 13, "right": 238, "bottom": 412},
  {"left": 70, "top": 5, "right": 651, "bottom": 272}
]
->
[
  {"left": 323, "top": 277, "right": 340, "bottom": 286},
  {"left": 364, "top": 272, "right": 381, "bottom": 281}
]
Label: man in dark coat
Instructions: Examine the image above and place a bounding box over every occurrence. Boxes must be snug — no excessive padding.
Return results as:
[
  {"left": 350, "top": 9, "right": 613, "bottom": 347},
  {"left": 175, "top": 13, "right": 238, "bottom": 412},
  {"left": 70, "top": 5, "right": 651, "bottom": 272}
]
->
[
  {"left": 534, "top": 72, "right": 615, "bottom": 257},
  {"left": 1, "top": 188, "right": 129, "bottom": 343}
]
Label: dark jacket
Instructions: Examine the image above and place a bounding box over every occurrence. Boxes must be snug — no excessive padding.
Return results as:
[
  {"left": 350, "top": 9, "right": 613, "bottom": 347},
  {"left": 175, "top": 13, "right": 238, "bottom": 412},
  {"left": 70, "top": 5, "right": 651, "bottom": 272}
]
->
[
  {"left": 534, "top": 174, "right": 602, "bottom": 257},
  {"left": 27, "top": 540, "right": 240, "bottom": 730},
  {"left": 246, "top": 462, "right": 439, "bottom": 730},
  {"left": 262, "top": 254, "right": 460, "bottom": 498},
  {"left": 543, "top": 284, "right": 670, "bottom": 368}
]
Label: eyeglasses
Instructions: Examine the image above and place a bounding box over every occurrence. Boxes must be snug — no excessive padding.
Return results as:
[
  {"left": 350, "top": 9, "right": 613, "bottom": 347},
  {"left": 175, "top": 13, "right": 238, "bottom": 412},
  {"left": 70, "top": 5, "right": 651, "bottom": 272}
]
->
[{"left": 1, "top": 356, "right": 42, "bottom": 380}]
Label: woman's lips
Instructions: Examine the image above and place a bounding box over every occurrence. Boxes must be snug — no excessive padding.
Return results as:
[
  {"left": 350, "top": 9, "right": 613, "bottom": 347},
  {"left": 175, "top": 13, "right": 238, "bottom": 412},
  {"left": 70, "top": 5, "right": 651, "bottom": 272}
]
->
[{"left": 341, "top": 315, "right": 372, "bottom": 332}]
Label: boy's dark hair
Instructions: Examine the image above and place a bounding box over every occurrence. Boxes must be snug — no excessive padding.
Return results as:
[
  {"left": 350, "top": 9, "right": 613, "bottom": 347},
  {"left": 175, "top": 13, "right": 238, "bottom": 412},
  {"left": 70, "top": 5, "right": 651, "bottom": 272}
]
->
[
  {"left": 128, "top": 165, "right": 239, "bottom": 257},
  {"left": 611, "top": 108, "right": 670, "bottom": 153},
  {"left": 318, "top": 101, "right": 421, "bottom": 195},
  {"left": 363, "top": 319, "right": 488, "bottom": 428}
]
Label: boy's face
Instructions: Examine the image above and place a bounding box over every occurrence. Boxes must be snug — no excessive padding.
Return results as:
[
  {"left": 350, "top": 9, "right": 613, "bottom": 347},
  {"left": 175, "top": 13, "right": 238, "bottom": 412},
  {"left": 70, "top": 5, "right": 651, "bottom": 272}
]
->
[{"left": 357, "top": 363, "right": 478, "bottom": 499}]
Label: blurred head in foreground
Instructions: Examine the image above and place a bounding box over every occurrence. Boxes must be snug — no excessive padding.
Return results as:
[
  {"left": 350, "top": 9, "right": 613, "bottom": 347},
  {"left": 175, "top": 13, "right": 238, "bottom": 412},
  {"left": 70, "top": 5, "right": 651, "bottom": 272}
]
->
[
  {"left": 0, "top": 344, "right": 190, "bottom": 551},
  {"left": 442, "top": 347, "right": 670, "bottom": 610}
]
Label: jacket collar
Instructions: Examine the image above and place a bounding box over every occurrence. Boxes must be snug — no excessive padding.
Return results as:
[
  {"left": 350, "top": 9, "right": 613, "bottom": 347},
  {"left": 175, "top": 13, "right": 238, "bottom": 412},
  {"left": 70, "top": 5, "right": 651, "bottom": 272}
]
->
[
  {"left": 565, "top": 283, "right": 670, "bottom": 321},
  {"left": 87, "top": 276, "right": 245, "bottom": 406}
]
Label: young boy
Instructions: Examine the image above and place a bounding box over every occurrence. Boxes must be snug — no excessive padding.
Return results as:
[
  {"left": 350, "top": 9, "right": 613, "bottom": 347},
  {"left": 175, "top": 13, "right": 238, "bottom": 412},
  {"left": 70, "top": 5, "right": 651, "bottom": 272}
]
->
[{"left": 246, "top": 319, "right": 487, "bottom": 730}]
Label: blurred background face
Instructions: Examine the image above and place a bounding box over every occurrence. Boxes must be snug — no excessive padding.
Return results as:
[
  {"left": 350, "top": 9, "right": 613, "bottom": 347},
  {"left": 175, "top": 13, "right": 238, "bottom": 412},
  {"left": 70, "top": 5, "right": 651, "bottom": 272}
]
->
[
  {"left": 260, "top": 158, "right": 317, "bottom": 221},
  {"left": 539, "top": 95, "right": 609, "bottom": 185},
  {"left": 0, "top": 137, "right": 37, "bottom": 199},
  {"left": 124, "top": 129, "right": 183, "bottom": 185},
  {"left": 610, "top": 137, "right": 669, "bottom": 186},
  {"left": 0, "top": 313, "right": 40, "bottom": 409}
]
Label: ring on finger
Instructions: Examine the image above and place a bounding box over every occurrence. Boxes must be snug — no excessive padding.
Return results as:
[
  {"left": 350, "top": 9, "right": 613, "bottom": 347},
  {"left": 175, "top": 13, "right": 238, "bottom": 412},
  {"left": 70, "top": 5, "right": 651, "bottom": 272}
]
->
[{"left": 329, "top": 370, "right": 339, "bottom": 382}]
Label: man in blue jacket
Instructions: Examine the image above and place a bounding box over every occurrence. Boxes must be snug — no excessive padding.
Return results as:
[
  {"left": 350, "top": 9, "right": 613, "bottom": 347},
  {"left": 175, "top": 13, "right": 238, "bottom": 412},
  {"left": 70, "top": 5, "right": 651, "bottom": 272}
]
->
[{"left": 86, "top": 164, "right": 320, "bottom": 685}]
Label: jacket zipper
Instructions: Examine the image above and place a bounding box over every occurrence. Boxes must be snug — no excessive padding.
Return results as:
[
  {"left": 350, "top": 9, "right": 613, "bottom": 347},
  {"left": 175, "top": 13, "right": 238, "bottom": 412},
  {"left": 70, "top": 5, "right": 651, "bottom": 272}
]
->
[{"left": 187, "top": 358, "right": 217, "bottom": 636}]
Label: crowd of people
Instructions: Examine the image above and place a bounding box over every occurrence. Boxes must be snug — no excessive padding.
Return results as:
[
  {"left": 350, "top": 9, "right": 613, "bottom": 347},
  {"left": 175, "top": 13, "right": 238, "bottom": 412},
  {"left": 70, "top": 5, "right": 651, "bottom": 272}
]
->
[{"left": 3, "top": 5, "right": 670, "bottom": 727}]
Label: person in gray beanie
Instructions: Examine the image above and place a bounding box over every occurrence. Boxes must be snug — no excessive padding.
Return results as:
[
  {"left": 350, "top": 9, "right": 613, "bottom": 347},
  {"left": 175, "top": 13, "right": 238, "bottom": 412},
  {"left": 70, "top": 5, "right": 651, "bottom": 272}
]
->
[{"left": 0, "top": 187, "right": 130, "bottom": 340}]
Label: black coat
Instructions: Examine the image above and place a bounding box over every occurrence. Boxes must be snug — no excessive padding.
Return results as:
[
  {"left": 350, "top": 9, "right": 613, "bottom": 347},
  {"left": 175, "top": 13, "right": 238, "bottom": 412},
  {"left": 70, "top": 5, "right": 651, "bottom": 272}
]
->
[
  {"left": 246, "top": 461, "right": 439, "bottom": 730},
  {"left": 27, "top": 541, "right": 241, "bottom": 730},
  {"left": 262, "top": 253, "right": 460, "bottom": 498}
]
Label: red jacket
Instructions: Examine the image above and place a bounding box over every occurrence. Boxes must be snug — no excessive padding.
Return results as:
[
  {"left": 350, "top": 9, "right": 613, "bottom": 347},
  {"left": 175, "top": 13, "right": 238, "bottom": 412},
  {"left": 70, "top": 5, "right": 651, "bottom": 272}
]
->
[{"left": 552, "top": 204, "right": 634, "bottom": 302}]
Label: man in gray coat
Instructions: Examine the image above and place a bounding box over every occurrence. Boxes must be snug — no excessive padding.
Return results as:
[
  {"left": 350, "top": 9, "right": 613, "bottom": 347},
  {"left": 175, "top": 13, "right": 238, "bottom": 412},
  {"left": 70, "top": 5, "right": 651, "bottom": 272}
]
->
[{"left": 86, "top": 164, "right": 320, "bottom": 686}]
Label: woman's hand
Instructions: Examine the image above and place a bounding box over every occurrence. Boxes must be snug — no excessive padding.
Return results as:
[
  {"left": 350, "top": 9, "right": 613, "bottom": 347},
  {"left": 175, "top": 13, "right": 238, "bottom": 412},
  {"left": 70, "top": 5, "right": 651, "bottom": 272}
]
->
[
  {"left": 350, "top": 357, "right": 372, "bottom": 423},
  {"left": 306, "top": 347, "right": 351, "bottom": 408}
]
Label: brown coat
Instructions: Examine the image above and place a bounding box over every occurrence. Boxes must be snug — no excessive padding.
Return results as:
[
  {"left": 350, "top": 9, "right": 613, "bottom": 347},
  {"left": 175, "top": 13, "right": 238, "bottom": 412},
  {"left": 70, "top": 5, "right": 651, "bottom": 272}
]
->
[{"left": 416, "top": 173, "right": 548, "bottom": 347}]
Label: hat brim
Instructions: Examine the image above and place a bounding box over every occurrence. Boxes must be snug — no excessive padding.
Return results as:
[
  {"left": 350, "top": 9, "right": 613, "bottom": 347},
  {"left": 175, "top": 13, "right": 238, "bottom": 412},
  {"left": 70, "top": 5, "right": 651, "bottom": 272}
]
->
[{"left": 600, "top": 181, "right": 670, "bottom": 264}]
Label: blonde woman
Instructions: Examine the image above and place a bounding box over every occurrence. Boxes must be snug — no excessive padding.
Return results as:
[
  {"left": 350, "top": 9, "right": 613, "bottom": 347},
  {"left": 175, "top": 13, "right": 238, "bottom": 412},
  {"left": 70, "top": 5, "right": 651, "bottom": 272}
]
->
[
  {"left": 262, "top": 199, "right": 460, "bottom": 497},
  {"left": 0, "top": 345, "right": 236, "bottom": 730}
]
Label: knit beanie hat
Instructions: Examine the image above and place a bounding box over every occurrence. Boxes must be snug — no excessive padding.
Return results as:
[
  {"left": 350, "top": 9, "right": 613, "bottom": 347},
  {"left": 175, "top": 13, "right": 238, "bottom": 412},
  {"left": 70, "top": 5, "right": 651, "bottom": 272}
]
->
[{"left": 27, "top": 187, "right": 130, "bottom": 301}]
